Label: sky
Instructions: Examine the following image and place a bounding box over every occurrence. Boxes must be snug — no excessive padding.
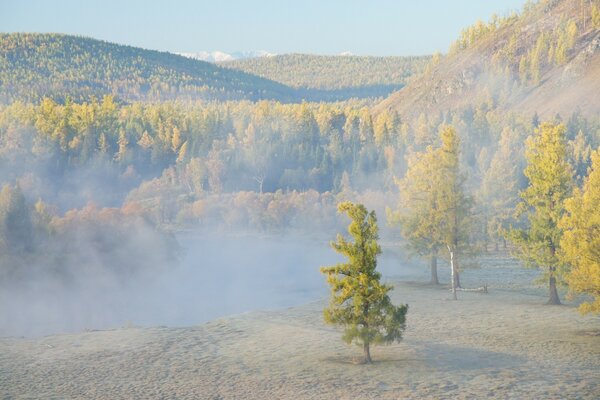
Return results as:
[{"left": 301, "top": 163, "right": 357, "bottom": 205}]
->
[{"left": 0, "top": 0, "right": 527, "bottom": 56}]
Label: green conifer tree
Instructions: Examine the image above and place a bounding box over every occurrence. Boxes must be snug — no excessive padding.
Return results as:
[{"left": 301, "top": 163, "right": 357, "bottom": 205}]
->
[{"left": 321, "top": 202, "right": 408, "bottom": 364}]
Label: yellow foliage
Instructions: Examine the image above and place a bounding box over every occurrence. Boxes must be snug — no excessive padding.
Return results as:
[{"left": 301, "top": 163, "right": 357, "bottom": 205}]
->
[
  {"left": 593, "top": 5, "right": 600, "bottom": 29},
  {"left": 560, "top": 150, "right": 600, "bottom": 314}
]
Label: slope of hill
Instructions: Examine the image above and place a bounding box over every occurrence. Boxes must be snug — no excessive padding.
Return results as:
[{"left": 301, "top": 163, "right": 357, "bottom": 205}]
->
[
  {"left": 0, "top": 33, "right": 296, "bottom": 103},
  {"left": 375, "top": 0, "right": 600, "bottom": 119},
  {"left": 220, "top": 54, "right": 431, "bottom": 100}
]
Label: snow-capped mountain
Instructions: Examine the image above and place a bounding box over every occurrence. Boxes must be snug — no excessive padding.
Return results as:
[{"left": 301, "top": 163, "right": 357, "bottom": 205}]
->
[{"left": 177, "top": 50, "right": 275, "bottom": 63}]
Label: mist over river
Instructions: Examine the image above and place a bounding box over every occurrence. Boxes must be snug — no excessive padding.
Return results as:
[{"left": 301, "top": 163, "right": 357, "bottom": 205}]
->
[{"left": 0, "top": 233, "right": 416, "bottom": 337}]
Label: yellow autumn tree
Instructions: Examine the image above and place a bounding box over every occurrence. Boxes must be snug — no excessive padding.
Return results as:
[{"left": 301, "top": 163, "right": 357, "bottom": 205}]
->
[
  {"left": 510, "top": 122, "right": 573, "bottom": 305},
  {"left": 560, "top": 149, "right": 600, "bottom": 314}
]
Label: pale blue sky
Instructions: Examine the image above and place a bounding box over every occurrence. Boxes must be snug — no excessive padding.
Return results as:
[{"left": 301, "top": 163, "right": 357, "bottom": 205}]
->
[{"left": 0, "top": 0, "right": 526, "bottom": 56}]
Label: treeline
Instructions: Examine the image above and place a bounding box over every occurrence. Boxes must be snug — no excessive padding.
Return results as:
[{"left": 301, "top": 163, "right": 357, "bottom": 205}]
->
[
  {"left": 0, "top": 97, "right": 391, "bottom": 198},
  {"left": 0, "top": 184, "right": 178, "bottom": 282},
  {"left": 1, "top": 96, "right": 599, "bottom": 312},
  {"left": 1, "top": 97, "right": 598, "bottom": 224}
]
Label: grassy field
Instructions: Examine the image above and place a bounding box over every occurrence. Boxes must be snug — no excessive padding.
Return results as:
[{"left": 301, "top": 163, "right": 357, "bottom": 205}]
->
[{"left": 1, "top": 252, "right": 599, "bottom": 399}]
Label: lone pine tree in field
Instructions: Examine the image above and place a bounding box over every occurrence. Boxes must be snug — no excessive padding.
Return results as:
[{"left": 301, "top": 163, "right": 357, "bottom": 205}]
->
[
  {"left": 560, "top": 149, "right": 600, "bottom": 314},
  {"left": 321, "top": 201, "right": 408, "bottom": 364},
  {"left": 511, "top": 122, "right": 573, "bottom": 305}
]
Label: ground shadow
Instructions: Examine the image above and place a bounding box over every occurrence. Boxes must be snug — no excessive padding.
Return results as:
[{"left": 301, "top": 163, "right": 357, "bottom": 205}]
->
[
  {"left": 321, "top": 342, "right": 523, "bottom": 370},
  {"left": 414, "top": 340, "right": 525, "bottom": 371},
  {"left": 322, "top": 354, "right": 421, "bottom": 366}
]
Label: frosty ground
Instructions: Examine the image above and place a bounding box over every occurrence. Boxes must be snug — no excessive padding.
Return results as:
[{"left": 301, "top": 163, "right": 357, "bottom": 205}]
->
[{"left": 1, "top": 253, "right": 599, "bottom": 399}]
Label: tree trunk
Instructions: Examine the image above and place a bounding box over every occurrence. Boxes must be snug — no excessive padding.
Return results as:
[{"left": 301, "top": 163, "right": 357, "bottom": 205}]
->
[
  {"left": 454, "top": 268, "right": 461, "bottom": 289},
  {"left": 448, "top": 246, "right": 457, "bottom": 300},
  {"left": 363, "top": 342, "right": 372, "bottom": 364},
  {"left": 494, "top": 241, "right": 499, "bottom": 252},
  {"left": 430, "top": 253, "right": 439, "bottom": 285},
  {"left": 548, "top": 272, "right": 561, "bottom": 305},
  {"left": 453, "top": 258, "right": 461, "bottom": 289}
]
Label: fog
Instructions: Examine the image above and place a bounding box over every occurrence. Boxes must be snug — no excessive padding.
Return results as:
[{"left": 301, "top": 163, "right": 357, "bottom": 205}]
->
[{"left": 0, "top": 228, "right": 424, "bottom": 338}]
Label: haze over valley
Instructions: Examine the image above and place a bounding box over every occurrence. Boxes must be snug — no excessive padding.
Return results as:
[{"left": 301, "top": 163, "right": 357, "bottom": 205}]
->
[{"left": 1, "top": 0, "right": 599, "bottom": 398}]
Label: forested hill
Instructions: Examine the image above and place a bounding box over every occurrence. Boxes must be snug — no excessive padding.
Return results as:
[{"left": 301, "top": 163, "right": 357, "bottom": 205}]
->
[
  {"left": 0, "top": 33, "right": 298, "bottom": 103},
  {"left": 375, "top": 0, "right": 600, "bottom": 119},
  {"left": 220, "top": 54, "right": 431, "bottom": 100}
]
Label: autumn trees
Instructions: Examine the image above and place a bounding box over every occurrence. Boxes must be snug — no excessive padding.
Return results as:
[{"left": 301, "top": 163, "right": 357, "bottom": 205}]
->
[
  {"left": 511, "top": 123, "right": 573, "bottom": 305},
  {"left": 390, "top": 126, "right": 473, "bottom": 291},
  {"left": 321, "top": 202, "right": 408, "bottom": 363},
  {"left": 560, "top": 150, "right": 600, "bottom": 314},
  {"left": 508, "top": 121, "right": 599, "bottom": 312},
  {"left": 1, "top": 93, "right": 599, "bottom": 314},
  {"left": 388, "top": 118, "right": 599, "bottom": 312}
]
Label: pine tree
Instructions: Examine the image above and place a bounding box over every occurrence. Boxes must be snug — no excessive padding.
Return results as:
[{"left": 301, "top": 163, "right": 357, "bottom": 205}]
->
[
  {"left": 560, "top": 149, "right": 600, "bottom": 314},
  {"left": 321, "top": 202, "right": 408, "bottom": 364},
  {"left": 479, "top": 127, "right": 521, "bottom": 251},
  {"left": 510, "top": 122, "right": 573, "bottom": 305},
  {"left": 437, "top": 126, "right": 474, "bottom": 297},
  {"left": 176, "top": 141, "right": 188, "bottom": 164},
  {"left": 0, "top": 184, "right": 34, "bottom": 255},
  {"left": 389, "top": 145, "right": 444, "bottom": 284},
  {"left": 98, "top": 132, "right": 109, "bottom": 155},
  {"left": 389, "top": 125, "right": 472, "bottom": 290},
  {"left": 115, "top": 129, "right": 130, "bottom": 163}
]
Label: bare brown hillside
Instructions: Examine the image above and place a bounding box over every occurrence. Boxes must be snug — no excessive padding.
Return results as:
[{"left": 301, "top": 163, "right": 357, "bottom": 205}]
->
[{"left": 375, "top": 0, "right": 600, "bottom": 119}]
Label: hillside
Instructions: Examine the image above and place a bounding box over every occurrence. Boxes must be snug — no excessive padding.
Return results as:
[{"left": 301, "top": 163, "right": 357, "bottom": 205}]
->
[
  {"left": 221, "top": 54, "right": 431, "bottom": 100},
  {"left": 375, "top": 0, "right": 600, "bottom": 119},
  {"left": 0, "top": 33, "right": 296, "bottom": 103}
]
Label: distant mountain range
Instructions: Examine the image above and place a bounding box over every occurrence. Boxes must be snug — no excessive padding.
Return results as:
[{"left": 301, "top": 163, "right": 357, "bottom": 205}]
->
[
  {"left": 177, "top": 51, "right": 361, "bottom": 63},
  {"left": 0, "top": 35, "right": 430, "bottom": 103},
  {"left": 177, "top": 50, "right": 276, "bottom": 63}
]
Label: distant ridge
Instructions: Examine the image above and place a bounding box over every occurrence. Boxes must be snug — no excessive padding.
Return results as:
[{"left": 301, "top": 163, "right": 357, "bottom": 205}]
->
[
  {"left": 178, "top": 50, "right": 276, "bottom": 63},
  {"left": 220, "top": 53, "right": 431, "bottom": 93},
  {"left": 0, "top": 33, "right": 295, "bottom": 103}
]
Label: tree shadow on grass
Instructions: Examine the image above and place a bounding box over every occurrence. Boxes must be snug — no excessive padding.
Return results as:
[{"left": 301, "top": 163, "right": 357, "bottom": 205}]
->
[
  {"left": 415, "top": 341, "right": 525, "bottom": 371},
  {"left": 322, "top": 354, "right": 422, "bottom": 366},
  {"left": 321, "top": 341, "right": 525, "bottom": 371}
]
